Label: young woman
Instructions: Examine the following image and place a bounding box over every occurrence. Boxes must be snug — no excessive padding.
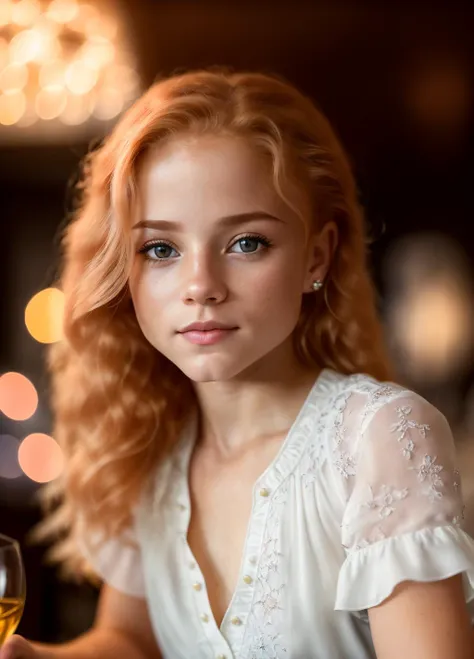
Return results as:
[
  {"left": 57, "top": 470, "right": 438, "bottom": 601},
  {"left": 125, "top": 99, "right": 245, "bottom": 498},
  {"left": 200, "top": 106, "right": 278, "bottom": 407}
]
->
[{"left": 2, "top": 69, "right": 474, "bottom": 659}]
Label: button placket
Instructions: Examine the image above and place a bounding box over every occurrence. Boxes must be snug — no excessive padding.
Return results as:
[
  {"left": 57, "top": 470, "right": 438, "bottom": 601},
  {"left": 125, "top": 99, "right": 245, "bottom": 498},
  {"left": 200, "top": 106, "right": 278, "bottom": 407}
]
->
[
  {"left": 220, "top": 485, "right": 272, "bottom": 648},
  {"left": 183, "top": 542, "right": 231, "bottom": 654},
  {"left": 174, "top": 420, "right": 243, "bottom": 657},
  {"left": 191, "top": 570, "right": 208, "bottom": 623},
  {"left": 177, "top": 484, "right": 218, "bottom": 637}
]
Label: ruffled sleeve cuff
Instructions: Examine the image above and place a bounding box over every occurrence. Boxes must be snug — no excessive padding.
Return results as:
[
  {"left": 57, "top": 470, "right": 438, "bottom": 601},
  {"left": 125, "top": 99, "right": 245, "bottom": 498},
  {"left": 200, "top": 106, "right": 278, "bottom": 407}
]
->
[
  {"left": 335, "top": 525, "right": 474, "bottom": 614},
  {"left": 79, "top": 532, "right": 147, "bottom": 598}
]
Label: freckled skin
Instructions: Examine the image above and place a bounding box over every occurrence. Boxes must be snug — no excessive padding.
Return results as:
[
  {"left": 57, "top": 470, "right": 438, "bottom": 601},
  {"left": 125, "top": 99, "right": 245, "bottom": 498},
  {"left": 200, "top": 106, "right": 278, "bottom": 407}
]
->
[{"left": 129, "top": 134, "right": 332, "bottom": 383}]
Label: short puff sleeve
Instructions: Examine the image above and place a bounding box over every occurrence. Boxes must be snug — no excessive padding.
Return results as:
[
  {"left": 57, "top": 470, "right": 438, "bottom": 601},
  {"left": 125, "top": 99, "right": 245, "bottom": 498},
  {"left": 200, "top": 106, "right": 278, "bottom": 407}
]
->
[
  {"left": 78, "top": 522, "right": 146, "bottom": 598},
  {"left": 335, "top": 390, "right": 474, "bottom": 613}
]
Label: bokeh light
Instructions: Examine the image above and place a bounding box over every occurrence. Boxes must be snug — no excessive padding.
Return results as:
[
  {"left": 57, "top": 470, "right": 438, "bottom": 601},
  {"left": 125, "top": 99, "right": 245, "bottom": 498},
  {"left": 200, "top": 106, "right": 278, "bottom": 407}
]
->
[
  {"left": 0, "top": 435, "right": 22, "bottom": 479},
  {"left": 59, "top": 91, "right": 91, "bottom": 124},
  {"left": 393, "top": 280, "right": 472, "bottom": 378},
  {"left": 11, "top": 1, "right": 42, "bottom": 28},
  {"left": 24, "top": 287, "right": 64, "bottom": 343},
  {"left": 0, "top": 90, "right": 26, "bottom": 125},
  {"left": 92, "top": 86, "right": 124, "bottom": 120},
  {"left": 0, "top": 0, "right": 141, "bottom": 129},
  {"left": 80, "top": 36, "right": 115, "bottom": 69},
  {"left": 9, "top": 26, "right": 59, "bottom": 65},
  {"left": 39, "top": 58, "right": 65, "bottom": 88},
  {"left": 0, "top": 62, "right": 29, "bottom": 93},
  {"left": 35, "top": 85, "right": 67, "bottom": 119},
  {"left": 0, "top": 37, "right": 9, "bottom": 69},
  {"left": 0, "top": 372, "right": 38, "bottom": 421},
  {"left": 18, "top": 433, "right": 64, "bottom": 483},
  {"left": 0, "top": 4, "right": 12, "bottom": 29},
  {"left": 65, "top": 59, "right": 98, "bottom": 95},
  {"left": 385, "top": 233, "right": 473, "bottom": 383},
  {"left": 46, "top": 0, "right": 79, "bottom": 25}
]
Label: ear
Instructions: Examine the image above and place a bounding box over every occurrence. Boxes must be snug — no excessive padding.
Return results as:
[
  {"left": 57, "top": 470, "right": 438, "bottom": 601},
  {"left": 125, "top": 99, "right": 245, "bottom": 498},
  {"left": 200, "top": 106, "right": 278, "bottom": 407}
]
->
[{"left": 303, "top": 221, "right": 338, "bottom": 292}]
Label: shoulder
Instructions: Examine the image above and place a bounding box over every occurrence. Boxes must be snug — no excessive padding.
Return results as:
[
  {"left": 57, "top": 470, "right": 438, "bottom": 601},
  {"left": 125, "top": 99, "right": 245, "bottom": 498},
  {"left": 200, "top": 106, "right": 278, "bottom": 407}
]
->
[
  {"left": 318, "top": 370, "right": 454, "bottom": 484},
  {"left": 321, "top": 369, "right": 447, "bottom": 438},
  {"left": 323, "top": 368, "right": 408, "bottom": 403}
]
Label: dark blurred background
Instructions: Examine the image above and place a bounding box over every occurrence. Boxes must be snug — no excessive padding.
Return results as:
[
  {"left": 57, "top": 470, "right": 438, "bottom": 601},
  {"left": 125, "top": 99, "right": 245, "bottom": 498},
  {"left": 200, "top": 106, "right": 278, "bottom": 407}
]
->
[{"left": 1, "top": 0, "right": 474, "bottom": 644}]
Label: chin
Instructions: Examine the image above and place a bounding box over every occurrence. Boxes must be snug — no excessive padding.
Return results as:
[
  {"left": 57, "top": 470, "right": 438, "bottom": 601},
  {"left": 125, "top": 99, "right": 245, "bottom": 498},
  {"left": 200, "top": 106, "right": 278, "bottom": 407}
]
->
[{"left": 175, "top": 356, "right": 251, "bottom": 383}]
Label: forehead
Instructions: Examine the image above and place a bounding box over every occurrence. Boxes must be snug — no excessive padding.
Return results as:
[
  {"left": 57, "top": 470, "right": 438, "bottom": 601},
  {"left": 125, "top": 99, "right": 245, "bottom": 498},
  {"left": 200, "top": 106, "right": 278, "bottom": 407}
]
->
[{"left": 135, "top": 134, "right": 307, "bottom": 224}]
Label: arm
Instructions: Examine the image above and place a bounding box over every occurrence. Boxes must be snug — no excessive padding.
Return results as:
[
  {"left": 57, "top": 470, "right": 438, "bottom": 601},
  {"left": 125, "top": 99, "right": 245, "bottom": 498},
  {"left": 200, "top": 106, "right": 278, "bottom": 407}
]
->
[
  {"left": 5, "top": 585, "right": 162, "bottom": 659},
  {"left": 368, "top": 575, "right": 472, "bottom": 659}
]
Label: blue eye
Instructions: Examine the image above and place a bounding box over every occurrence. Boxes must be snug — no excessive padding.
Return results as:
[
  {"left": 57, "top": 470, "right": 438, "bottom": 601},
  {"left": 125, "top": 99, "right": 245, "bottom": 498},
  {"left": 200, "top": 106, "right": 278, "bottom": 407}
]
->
[
  {"left": 138, "top": 234, "right": 273, "bottom": 262},
  {"left": 139, "top": 242, "right": 179, "bottom": 261},
  {"left": 230, "top": 235, "right": 272, "bottom": 254}
]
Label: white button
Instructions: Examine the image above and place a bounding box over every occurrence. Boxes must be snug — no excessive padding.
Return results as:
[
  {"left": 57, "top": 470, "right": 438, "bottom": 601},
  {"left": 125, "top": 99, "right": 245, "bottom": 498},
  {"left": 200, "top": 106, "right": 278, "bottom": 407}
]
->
[
  {"left": 177, "top": 503, "right": 186, "bottom": 510},
  {"left": 231, "top": 616, "right": 242, "bottom": 625},
  {"left": 249, "top": 555, "right": 257, "bottom": 564},
  {"left": 243, "top": 575, "right": 253, "bottom": 585},
  {"left": 217, "top": 655, "right": 227, "bottom": 659},
  {"left": 189, "top": 562, "right": 196, "bottom": 569},
  {"left": 193, "top": 582, "right": 202, "bottom": 591},
  {"left": 259, "top": 487, "right": 269, "bottom": 497},
  {"left": 200, "top": 613, "right": 209, "bottom": 623}
]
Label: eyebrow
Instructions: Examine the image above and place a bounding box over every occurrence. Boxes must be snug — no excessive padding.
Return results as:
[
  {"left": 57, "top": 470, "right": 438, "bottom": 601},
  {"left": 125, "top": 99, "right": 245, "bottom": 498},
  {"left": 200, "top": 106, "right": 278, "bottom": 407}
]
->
[{"left": 132, "top": 211, "right": 285, "bottom": 231}]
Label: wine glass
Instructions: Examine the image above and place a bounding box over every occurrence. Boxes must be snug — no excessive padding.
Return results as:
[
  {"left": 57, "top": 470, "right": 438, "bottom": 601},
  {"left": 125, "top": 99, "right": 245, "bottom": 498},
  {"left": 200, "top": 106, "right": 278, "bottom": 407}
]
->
[{"left": 0, "top": 534, "right": 26, "bottom": 646}]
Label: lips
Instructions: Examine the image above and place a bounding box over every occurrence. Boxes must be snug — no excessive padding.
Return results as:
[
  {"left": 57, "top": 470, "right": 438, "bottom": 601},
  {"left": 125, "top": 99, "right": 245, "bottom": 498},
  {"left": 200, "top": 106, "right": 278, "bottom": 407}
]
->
[
  {"left": 178, "top": 321, "right": 237, "bottom": 333},
  {"left": 179, "top": 326, "right": 237, "bottom": 346}
]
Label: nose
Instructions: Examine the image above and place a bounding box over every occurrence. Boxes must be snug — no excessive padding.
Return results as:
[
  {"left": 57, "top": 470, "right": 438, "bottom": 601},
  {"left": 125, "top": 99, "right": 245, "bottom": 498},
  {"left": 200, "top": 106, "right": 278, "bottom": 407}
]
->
[{"left": 181, "top": 250, "right": 228, "bottom": 306}]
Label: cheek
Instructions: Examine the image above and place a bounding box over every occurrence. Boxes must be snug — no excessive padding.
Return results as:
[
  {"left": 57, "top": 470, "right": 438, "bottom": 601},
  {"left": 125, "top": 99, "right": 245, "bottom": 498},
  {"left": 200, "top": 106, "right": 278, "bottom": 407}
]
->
[
  {"left": 247, "top": 254, "right": 305, "bottom": 319},
  {"left": 129, "top": 268, "right": 168, "bottom": 336}
]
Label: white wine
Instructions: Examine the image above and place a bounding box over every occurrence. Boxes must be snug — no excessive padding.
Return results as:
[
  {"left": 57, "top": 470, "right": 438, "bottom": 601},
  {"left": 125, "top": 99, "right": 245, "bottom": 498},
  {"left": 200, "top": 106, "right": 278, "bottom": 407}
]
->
[{"left": 0, "top": 597, "right": 24, "bottom": 645}]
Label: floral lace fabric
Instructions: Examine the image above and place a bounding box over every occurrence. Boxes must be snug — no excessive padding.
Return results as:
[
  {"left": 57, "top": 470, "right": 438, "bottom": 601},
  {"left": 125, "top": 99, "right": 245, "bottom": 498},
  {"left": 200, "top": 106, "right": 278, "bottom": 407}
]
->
[
  {"left": 338, "top": 387, "right": 465, "bottom": 553},
  {"left": 79, "top": 370, "right": 474, "bottom": 658}
]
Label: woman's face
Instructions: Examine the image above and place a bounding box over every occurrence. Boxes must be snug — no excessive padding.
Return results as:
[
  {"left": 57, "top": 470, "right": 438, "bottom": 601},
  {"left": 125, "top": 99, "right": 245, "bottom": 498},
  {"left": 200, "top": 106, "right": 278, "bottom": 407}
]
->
[{"left": 129, "top": 134, "right": 334, "bottom": 382}]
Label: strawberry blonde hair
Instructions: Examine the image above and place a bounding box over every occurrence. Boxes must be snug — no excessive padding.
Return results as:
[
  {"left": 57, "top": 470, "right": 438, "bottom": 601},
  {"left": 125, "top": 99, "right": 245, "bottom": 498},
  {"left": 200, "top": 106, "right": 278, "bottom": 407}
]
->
[{"left": 36, "top": 68, "right": 394, "bottom": 574}]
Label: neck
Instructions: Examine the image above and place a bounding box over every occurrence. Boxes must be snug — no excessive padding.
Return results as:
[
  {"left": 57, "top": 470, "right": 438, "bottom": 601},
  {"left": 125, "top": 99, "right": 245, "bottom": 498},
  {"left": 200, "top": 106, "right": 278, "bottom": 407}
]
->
[{"left": 192, "top": 344, "right": 322, "bottom": 458}]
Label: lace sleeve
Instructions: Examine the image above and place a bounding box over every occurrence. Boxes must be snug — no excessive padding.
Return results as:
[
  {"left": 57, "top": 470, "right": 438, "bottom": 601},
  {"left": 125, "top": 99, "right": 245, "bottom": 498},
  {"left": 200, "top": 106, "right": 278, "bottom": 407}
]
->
[{"left": 335, "top": 390, "right": 474, "bottom": 613}]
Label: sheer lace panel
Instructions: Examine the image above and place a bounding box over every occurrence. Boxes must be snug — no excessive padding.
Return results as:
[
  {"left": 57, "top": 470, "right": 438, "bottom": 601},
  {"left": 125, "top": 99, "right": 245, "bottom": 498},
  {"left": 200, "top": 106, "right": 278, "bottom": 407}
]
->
[{"left": 340, "top": 391, "right": 465, "bottom": 552}]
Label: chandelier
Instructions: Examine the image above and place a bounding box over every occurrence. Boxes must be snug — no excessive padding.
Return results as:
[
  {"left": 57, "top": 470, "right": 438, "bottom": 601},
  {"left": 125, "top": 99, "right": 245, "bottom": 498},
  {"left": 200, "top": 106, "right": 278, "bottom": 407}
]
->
[{"left": 0, "top": 0, "right": 141, "bottom": 132}]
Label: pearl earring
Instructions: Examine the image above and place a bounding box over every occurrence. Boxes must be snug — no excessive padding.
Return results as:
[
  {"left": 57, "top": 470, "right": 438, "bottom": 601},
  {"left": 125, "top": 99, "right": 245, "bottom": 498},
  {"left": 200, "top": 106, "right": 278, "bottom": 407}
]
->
[{"left": 312, "top": 280, "right": 323, "bottom": 291}]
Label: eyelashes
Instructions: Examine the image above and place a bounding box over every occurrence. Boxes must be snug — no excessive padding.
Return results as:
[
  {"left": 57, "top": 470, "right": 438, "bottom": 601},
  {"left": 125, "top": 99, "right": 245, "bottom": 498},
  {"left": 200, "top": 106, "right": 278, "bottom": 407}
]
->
[
  {"left": 138, "top": 233, "right": 273, "bottom": 262},
  {"left": 230, "top": 234, "right": 273, "bottom": 254},
  {"left": 138, "top": 241, "right": 178, "bottom": 260}
]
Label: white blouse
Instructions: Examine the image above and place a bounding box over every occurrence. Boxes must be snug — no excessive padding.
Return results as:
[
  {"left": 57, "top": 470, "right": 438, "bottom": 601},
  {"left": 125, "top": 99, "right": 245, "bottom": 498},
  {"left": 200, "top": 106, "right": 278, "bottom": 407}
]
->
[{"left": 82, "top": 369, "right": 474, "bottom": 658}]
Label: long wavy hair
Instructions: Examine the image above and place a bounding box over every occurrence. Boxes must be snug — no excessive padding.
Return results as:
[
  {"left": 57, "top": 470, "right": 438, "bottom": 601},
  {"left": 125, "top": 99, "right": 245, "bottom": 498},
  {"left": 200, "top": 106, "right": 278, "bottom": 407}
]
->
[{"left": 36, "top": 68, "right": 394, "bottom": 576}]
